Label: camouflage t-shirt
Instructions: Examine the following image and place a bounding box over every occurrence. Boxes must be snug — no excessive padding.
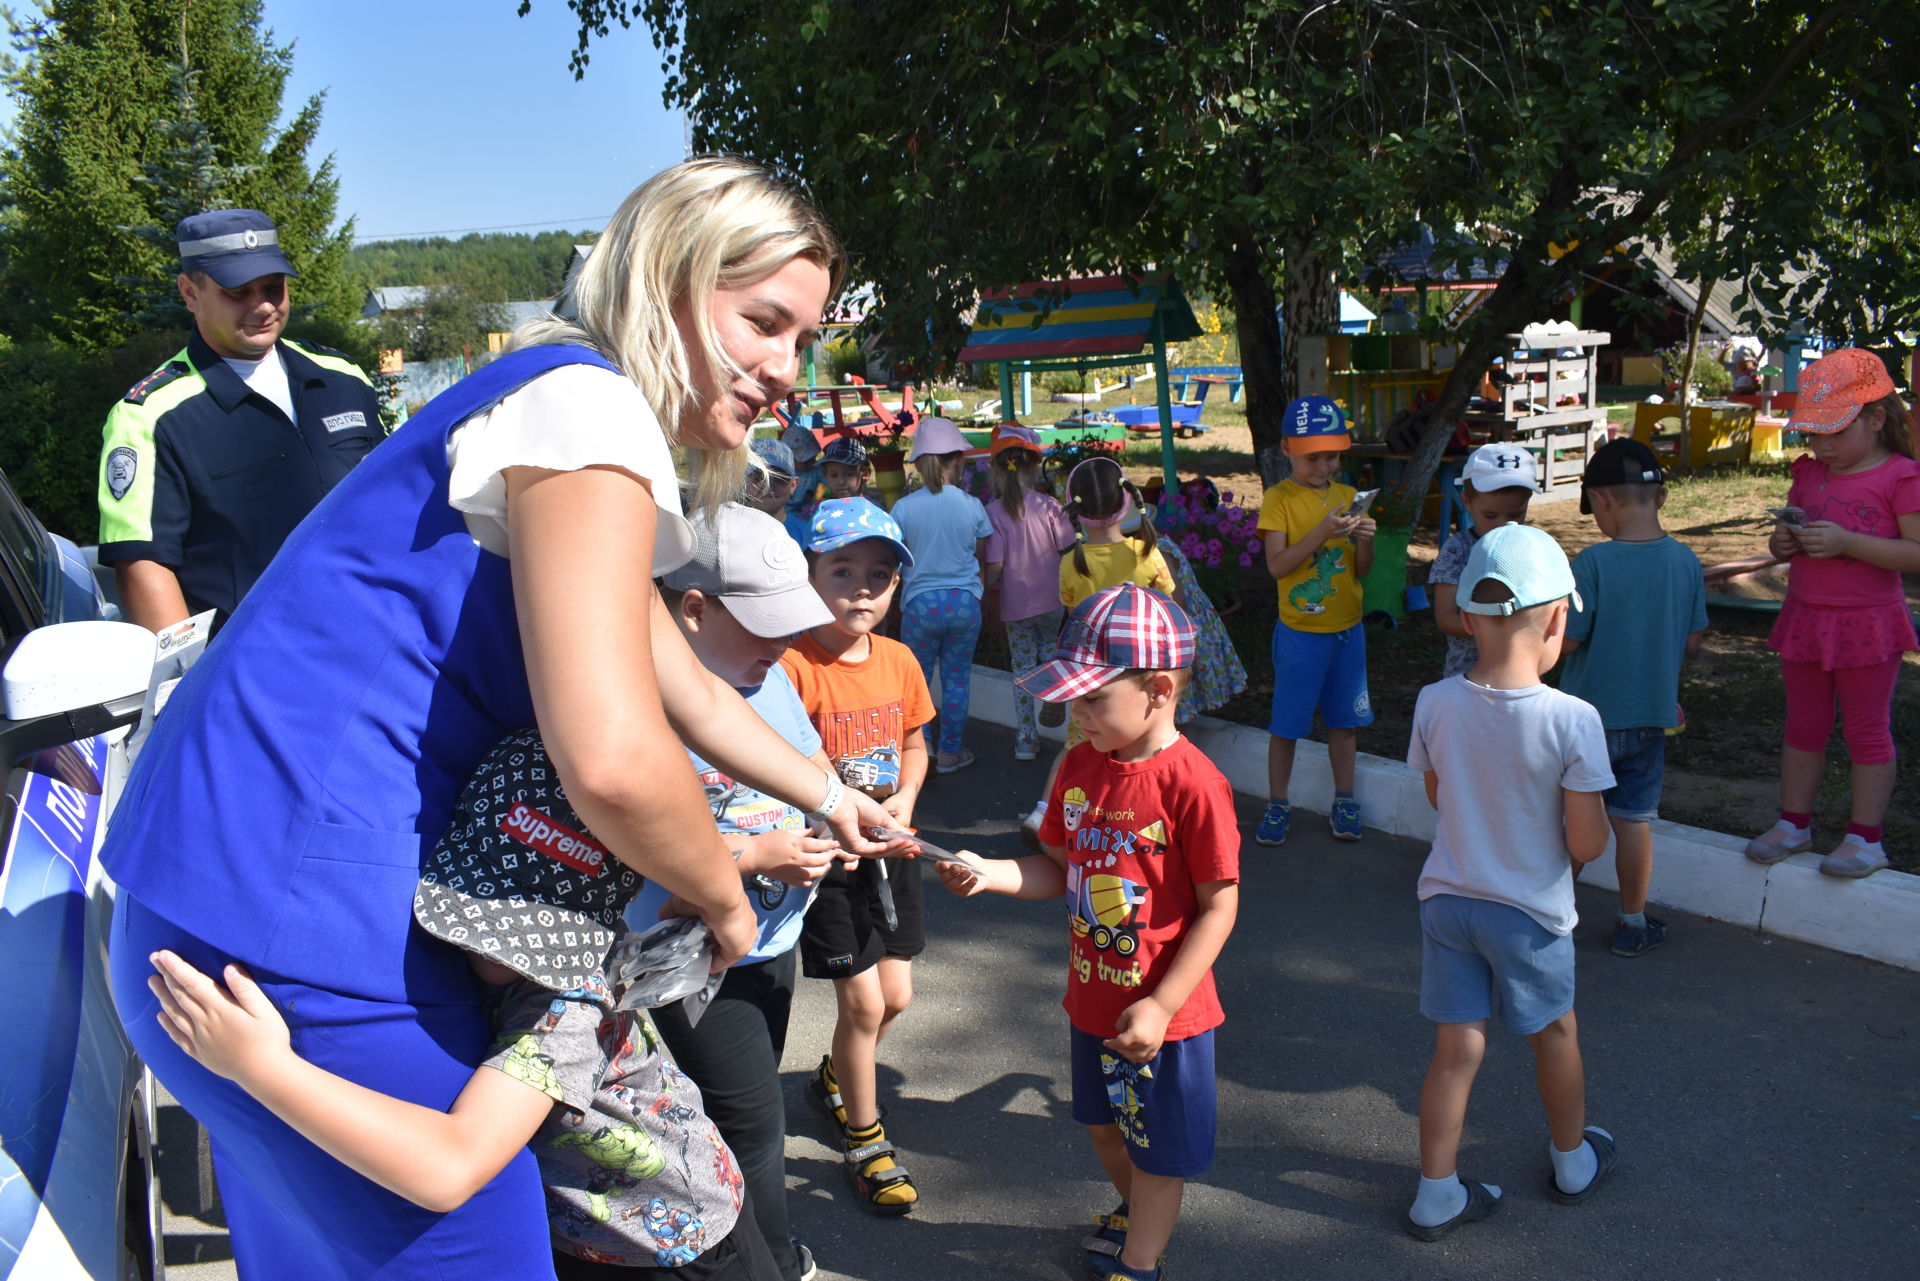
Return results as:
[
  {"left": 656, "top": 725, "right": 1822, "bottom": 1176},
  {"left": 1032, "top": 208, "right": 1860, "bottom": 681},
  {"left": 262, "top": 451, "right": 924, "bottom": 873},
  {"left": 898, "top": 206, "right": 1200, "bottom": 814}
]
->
[{"left": 484, "top": 971, "right": 744, "bottom": 1267}]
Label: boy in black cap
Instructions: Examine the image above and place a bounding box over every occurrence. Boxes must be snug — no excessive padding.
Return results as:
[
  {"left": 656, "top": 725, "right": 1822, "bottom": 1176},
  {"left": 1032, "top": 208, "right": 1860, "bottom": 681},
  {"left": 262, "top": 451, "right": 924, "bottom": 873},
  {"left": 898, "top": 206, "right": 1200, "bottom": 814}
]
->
[
  {"left": 146, "top": 728, "right": 781, "bottom": 1279},
  {"left": 1558, "top": 438, "right": 1707, "bottom": 957}
]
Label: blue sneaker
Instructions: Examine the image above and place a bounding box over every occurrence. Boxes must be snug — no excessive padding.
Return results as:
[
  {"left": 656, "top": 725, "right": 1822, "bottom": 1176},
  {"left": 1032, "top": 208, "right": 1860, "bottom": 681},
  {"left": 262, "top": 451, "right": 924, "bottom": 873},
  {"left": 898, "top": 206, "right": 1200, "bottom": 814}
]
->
[
  {"left": 1330, "top": 796, "right": 1363, "bottom": 841},
  {"left": 1255, "top": 801, "right": 1291, "bottom": 846}
]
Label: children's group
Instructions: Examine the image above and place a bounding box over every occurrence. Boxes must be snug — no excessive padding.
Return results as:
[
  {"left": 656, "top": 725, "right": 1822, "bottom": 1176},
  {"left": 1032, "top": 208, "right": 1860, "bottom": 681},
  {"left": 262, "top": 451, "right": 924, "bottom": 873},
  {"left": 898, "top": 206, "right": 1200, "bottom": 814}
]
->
[{"left": 147, "top": 347, "right": 1915, "bottom": 1280}]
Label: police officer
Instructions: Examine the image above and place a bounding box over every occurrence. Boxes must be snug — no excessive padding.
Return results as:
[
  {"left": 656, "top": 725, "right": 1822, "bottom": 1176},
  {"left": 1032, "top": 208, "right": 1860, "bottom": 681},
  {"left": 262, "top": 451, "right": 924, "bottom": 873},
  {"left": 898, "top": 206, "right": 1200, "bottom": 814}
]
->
[{"left": 97, "top": 209, "right": 383, "bottom": 631}]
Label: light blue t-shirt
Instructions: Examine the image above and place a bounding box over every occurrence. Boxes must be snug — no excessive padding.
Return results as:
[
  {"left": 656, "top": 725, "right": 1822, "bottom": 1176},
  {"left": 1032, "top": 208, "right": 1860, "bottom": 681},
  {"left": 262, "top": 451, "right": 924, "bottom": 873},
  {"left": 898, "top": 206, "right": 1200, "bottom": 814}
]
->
[
  {"left": 625, "top": 665, "right": 823, "bottom": 964},
  {"left": 1560, "top": 536, "right": 1707, "bottom": 731},
  {"left": 891, "top": 483, "right": 993, "bottom": 602}
]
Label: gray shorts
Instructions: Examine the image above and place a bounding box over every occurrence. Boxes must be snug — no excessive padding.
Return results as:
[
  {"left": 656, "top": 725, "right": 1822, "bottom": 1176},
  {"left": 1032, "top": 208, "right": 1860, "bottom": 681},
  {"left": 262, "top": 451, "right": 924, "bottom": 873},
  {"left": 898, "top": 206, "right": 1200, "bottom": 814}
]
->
[{"left": 1419, "top": 894, "right": 1574, "bottom": 1035}]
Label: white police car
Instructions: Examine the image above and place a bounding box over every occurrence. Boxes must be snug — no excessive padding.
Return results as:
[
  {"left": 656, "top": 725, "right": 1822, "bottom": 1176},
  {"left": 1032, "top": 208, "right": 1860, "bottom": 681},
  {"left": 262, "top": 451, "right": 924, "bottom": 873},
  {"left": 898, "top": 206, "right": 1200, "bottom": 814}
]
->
[{"left": 0, "top": 468, "right": 167, "bottom": 1280}]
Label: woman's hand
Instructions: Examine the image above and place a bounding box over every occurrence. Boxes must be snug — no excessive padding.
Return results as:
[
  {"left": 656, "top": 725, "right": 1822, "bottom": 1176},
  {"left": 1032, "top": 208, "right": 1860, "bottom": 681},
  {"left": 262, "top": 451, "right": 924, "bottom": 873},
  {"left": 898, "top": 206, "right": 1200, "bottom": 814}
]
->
[
  {"left": 148, "top": 951, "right": 291, "bottom": 1086},
  {"left": 1795, "top": 520, "right": 1853, "bottom": 559},
  {"left": 823, "top": 788, "right": 908, "bottom": 857}
]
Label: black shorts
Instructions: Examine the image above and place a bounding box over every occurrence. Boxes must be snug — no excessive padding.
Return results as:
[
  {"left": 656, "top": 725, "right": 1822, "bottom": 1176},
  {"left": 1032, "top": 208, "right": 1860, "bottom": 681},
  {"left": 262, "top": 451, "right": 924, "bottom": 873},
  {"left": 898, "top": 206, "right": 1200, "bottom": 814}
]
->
[{"left": 798, "top": 856, "right": 926, "bottom": 979}]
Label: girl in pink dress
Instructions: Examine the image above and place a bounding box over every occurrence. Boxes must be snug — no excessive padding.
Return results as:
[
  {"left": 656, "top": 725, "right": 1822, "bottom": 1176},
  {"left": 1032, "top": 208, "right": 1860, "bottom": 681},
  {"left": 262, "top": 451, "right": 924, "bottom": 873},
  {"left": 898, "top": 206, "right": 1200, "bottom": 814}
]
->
[{"left": 1745, "top": 349, "right": 1920, "bottom": 878}]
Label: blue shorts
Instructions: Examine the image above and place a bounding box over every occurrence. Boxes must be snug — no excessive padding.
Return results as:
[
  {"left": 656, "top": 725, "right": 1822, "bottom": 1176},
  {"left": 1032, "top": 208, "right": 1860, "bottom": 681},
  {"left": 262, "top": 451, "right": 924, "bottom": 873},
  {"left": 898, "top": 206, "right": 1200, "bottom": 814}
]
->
[
  {"left": 1069, "top": 1026, "right": 1217, "bottom": 1178},
  {"left": 1603, "top": 727, "right": 1665, "bottom": 822},
  {"left": 1419, "top": 895, "right": 1574, "bottom": 1036},
  {"left": 1267, "top": 621, "right": 1373, "bottom": 739}
]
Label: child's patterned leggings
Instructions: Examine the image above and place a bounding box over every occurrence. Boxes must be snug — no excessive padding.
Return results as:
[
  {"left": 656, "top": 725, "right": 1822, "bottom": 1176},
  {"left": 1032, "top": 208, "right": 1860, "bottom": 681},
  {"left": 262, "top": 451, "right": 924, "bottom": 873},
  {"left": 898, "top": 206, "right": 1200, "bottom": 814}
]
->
[
  {"left": 1781, "top": 656, "right": 1900, "bottom": 764},
  {"left": 1005, "top": 607, "right": 1065, "bottom": 749},
  {"left": 903, "top": 588, "right": 983, "bottom": 755}
]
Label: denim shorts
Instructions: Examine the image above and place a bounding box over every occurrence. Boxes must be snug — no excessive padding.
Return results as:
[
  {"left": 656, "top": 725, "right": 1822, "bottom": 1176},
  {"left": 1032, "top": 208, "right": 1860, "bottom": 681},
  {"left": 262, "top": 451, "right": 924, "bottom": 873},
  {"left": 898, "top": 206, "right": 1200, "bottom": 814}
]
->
[
  {"left": 1603, "top": 726, "right": 1666, "bottom": 822},
  {"left": 1267, "top": 621, "right": 1373, "bottom": 739},
  {"left": 1419, "top": 895, "right": 1574, "bottom": 1036},
  {"left": 1069, "top": 1026, "right": 1217, "bottom": 1177}
]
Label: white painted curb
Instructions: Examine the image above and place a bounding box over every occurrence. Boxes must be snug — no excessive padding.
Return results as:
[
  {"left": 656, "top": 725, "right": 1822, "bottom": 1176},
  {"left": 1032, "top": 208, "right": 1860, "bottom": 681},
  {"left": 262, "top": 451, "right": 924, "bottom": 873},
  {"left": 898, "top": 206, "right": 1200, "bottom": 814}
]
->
[{"left": 968, "top": 665, "right": 1920, "bottom": 972}]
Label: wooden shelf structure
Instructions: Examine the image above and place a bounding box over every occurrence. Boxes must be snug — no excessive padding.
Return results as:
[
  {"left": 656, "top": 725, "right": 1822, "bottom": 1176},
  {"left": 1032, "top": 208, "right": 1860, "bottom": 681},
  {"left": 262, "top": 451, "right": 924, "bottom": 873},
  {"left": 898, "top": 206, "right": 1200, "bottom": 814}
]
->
[{"left": 1461, "top": 329, "right": 1611, "bottom": 496}]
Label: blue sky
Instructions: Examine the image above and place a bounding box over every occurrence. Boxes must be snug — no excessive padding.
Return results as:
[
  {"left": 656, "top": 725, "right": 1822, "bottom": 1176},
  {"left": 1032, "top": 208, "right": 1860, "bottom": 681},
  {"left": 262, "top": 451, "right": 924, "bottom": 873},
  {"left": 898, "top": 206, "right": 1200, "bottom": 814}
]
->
[{"left": 3, "top": 1, "right": 690, "bottom": 242}]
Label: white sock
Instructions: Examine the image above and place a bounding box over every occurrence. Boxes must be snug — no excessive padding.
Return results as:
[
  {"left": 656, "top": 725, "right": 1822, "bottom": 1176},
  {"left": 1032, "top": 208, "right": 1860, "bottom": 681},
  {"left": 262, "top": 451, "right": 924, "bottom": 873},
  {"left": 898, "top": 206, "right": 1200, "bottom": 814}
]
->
[
  {"left": 1550, "top": 1130, "right": 1605, "bottom": 1194},
  {"left": 1025, "top": 800, "right": 1049, "bottom": 827},
  {"left": 1836, "top": 833, "right": 1884, "bottom": 855},
  {"left": 1409, "top": 1173, "right": 1467, "bottom": 1227}
]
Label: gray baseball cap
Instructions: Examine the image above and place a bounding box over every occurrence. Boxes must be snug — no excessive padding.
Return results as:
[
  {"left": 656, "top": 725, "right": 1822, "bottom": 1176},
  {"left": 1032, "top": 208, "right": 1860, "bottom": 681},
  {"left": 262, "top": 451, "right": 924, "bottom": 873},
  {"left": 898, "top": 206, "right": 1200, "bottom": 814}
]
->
[{"left": 663, "top": 503, "right": 833, "bottom": 637}]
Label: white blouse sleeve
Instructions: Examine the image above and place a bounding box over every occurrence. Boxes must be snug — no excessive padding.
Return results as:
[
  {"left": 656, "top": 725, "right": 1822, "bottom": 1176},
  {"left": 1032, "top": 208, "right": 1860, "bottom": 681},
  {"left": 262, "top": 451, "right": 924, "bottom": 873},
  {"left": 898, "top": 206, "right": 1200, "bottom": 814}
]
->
[{"left": 445, "top": 362, "right": 695, "bottom": 574}]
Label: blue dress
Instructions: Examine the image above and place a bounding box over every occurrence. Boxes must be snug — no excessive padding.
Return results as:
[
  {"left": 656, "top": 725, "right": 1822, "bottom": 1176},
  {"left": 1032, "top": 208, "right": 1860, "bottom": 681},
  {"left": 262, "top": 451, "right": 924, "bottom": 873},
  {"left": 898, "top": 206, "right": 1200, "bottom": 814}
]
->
[{"left": 105, "top": 344, "right": 636, "bottom": 1280}]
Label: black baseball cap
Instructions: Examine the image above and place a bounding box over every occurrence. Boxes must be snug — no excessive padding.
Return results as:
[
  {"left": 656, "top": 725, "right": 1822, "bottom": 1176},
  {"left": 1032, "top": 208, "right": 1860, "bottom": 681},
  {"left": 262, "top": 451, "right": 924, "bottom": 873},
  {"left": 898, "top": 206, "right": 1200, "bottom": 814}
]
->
[{"left": 1580, "top": 438, "right": 1664, "bottom": 514}]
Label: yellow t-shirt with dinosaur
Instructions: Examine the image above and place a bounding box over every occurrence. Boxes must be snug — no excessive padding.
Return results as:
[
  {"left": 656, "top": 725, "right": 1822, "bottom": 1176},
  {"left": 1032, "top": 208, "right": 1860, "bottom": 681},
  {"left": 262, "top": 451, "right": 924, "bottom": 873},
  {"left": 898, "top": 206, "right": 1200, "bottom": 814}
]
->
[{"left": 1258, "top": 478, "right": 1363, "bottom": 633}]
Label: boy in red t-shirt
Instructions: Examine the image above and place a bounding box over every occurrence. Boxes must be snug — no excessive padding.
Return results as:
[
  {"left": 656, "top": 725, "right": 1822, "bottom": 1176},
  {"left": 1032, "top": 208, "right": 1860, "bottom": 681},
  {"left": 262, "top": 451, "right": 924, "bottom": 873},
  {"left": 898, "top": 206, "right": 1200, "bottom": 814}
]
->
[
  {"left": 781, "top": 498, "right": 934, "bottom": 1216},
  {"left": 937, "top": 584, "right": 1240, "bottom": 1281}
]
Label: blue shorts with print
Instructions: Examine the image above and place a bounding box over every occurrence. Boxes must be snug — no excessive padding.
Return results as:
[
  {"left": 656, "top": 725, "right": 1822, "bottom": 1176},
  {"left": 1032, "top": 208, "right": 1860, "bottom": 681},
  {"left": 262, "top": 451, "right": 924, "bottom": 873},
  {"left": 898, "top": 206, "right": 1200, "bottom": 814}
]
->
[
  {"left": 1069, "top": 1026, "right": 1217, "bottom": 1178},
  {"left": 1267, "top": 620, "right": 1373, "bottom": 739},
  {"left": 1603, "top": 726, "right": 1665, "bottom": 822},
  {"left": 1419, "top": 894, "right": 1574, "bottom": 1036}
]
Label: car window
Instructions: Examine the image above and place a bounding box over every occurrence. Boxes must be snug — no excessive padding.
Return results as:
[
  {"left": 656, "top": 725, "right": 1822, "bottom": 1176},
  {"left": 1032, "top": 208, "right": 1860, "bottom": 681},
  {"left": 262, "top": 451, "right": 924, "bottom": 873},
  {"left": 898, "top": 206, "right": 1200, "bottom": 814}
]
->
[{"left": 0, "top": 470, "right": 49, "bottom": 647}]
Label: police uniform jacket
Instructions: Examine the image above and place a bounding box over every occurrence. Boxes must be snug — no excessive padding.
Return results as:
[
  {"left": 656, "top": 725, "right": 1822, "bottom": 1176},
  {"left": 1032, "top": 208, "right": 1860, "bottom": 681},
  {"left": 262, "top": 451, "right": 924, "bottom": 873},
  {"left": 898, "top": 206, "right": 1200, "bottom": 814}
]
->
[{"left": 96, "top": 328, "right": 383, "bottom": 620}]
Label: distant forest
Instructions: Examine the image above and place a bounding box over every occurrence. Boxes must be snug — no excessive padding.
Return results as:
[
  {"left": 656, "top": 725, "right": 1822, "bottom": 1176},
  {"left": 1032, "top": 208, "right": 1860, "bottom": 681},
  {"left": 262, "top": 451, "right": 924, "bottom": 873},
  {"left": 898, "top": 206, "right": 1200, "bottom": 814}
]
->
[{"left": 347, "top": 229, "right": 595, "bottom": 302}]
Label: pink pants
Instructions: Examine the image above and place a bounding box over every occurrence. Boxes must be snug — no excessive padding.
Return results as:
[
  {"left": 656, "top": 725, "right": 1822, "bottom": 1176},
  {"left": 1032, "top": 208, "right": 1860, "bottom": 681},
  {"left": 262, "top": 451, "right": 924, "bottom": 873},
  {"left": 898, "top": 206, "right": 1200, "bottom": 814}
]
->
[{"left": 1781, "top": 657, "right": 1901, "bottom": 765}]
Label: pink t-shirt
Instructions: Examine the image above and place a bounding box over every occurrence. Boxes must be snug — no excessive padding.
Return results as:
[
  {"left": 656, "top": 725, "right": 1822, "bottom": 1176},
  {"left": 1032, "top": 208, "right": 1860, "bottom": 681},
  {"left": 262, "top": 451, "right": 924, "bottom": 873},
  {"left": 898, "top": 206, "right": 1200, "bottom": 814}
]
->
[
  {"left": 984, "top": 492, "right": 1075, "bottom": 622},
  {"left": 1786, "top": 453, "right": 1920, "bottom": 608}
]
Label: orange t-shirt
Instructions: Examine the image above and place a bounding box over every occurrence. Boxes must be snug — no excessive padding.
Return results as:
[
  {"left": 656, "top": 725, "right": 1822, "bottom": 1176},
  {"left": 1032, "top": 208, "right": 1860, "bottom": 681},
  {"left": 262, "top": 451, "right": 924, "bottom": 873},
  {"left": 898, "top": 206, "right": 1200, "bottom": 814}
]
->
[{"left": 778, "top": 631, "right": 935, "bottom": 765}]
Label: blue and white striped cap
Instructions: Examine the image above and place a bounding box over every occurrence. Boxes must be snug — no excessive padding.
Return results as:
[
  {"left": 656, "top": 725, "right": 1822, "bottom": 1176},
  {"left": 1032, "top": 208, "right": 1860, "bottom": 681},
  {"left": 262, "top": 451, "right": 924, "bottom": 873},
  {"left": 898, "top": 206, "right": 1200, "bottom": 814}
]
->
[{"left": 176, "top": 209, "right": 298, "bottom": 287}]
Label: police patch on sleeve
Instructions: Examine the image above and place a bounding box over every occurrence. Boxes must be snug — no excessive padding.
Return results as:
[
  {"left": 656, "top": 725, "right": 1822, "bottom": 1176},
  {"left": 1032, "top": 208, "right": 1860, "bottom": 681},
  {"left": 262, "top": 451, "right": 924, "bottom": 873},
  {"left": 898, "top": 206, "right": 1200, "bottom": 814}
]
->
[{"left": 106, "top": 446, "right": 138, "bottom": 500}]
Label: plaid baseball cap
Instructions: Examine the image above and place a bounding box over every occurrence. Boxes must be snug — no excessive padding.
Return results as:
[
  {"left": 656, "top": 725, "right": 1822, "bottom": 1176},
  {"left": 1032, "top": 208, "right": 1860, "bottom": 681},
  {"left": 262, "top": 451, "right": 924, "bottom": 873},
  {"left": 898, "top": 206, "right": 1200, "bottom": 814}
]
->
[
  {"left": 1458, "top": 442, "right": 1539, "bottom": 493},
  {"left": 1457, "top": 524, "right": 1583, "bottom": 616},
  {"left": 1017, "top": 583, "right": 1196, "bottom": 702},
  {"left": 663, "top": 503, "right": 832, "bottom": 637},
  {"left": 414, "top": 728, "right": 644, "bottom": 992},
  {"left": 1579, "top": 438, "right": 1664, "bottom": 514},
  {"left": 805, "top": 497, "right": 914, "bottom": 566},
  {"left": 1787, "top": 348, "right": 1897, "bottom": 434},
  {"left": 821, "top": 436, "right": 870, "bottom": 469},
  {"left": 176, "top": 209, "right": 297, "bottom": 287},
  {"left": 1281, "top": 395, "right": 1351, "bottom": 455}
]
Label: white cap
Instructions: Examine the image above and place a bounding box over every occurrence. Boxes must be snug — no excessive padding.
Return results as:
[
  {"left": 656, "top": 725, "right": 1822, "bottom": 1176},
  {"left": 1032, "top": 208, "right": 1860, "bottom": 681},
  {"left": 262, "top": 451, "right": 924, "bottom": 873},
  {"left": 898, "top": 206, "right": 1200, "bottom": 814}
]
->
[{"left": 1457, "top": 443, "right": 1539, "bottom": 494}]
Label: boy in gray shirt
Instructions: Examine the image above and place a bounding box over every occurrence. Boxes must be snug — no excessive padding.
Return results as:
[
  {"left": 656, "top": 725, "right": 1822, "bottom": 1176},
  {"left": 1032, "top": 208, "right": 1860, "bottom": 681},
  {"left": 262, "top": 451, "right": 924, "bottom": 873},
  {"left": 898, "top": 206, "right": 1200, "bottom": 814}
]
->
[{"left": 1404, "top": 525, "right": 1617, "bottom": 1242}]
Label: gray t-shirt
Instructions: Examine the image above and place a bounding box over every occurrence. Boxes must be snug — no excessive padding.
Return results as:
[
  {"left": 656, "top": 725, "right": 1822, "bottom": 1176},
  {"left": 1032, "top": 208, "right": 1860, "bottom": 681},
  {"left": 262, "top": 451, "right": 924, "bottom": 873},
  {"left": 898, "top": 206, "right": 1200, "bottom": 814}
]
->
[
  {"left": 1560, "top": 536, "right": 1707, "bottom": 730},
  {"left": 1428, "top": 528, "right": 1482, "bottom": 678},
  {"left": 484, "top": 970, "right": 742, "bottom": 1267},
  {"left": 1407, "top": 676, "right": 1615, "bottom": 935}
]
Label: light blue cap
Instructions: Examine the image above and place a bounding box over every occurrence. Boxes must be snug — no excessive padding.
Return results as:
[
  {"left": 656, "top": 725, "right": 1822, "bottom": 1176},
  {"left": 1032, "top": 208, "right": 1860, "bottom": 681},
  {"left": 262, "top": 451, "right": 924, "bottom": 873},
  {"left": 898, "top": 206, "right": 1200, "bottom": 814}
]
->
[{"left": 1458, "top": 524, "right": 1582, "bottom": 615}]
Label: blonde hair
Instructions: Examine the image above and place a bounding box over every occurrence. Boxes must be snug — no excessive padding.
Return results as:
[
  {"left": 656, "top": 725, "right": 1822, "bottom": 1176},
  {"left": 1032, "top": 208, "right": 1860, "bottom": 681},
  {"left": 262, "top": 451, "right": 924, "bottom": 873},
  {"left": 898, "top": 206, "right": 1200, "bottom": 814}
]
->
[
  {"left": 914, "top": 453, "right": 948, "bottom": 492},
  {"left": 509, "top": 157, "right": 844, "bottom": 513}
]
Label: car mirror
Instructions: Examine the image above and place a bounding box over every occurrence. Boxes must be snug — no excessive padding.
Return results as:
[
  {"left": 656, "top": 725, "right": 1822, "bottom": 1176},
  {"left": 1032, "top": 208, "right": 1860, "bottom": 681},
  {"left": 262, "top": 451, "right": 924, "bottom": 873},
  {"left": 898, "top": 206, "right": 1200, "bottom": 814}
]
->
[{"left": 4, "top": 620, "right": 156, "bottom": 719}]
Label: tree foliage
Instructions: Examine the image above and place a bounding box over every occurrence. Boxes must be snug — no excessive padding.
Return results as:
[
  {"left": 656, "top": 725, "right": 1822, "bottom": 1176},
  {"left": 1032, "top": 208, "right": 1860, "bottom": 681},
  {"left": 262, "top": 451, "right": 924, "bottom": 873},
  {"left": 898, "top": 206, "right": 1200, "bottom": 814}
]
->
[
  {"left": 0, "top": 0, "right": 359, "bottom": 348},
  {"left": 534, "top": 1, "right": 1919, "bottom": 499},
  {"left": 366, "top": 284, "right": 507, "bottom": 364},
  {"left": 348, "top": 229, "right": 588, "bottom": 304}
]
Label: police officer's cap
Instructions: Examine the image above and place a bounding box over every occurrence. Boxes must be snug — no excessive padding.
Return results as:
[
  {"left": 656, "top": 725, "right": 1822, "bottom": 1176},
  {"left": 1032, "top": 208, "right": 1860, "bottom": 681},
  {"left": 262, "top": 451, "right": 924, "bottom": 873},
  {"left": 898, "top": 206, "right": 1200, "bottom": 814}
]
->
[{"left": 176, "top": 209, "right": 299, "bottom": 288}]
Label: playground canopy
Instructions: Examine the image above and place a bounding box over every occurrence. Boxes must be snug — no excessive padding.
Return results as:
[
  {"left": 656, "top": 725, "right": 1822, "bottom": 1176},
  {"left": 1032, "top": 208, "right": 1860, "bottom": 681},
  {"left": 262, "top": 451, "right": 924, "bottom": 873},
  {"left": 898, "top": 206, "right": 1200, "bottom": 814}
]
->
[{"left": 957, "top": 274, "right": 1203, "bottom": 486}]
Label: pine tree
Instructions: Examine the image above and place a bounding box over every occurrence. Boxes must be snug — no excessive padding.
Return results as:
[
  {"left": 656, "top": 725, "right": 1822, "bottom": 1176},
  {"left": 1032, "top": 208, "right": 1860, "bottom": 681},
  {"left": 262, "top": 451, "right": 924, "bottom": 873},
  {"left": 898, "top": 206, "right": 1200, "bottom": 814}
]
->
[{"left": 0, "top": 0, "right": 358, "bottom": 348}]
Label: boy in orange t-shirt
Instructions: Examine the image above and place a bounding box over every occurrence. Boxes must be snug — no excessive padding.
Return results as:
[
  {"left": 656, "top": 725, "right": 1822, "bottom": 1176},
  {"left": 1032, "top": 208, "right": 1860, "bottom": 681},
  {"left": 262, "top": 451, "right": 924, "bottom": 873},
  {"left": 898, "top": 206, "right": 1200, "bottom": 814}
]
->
[{"left": 780, "top": 498, "right": 934, "bottom": 1216}]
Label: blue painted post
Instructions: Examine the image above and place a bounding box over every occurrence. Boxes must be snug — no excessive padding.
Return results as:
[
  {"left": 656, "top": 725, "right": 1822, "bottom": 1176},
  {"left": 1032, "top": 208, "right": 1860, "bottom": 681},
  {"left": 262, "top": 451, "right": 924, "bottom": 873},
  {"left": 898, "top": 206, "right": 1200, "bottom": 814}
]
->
[
  {"left": 1150, "top": 315, "right": 1178, "bottom": 489},
  {"left": 1020, "top": 369, "right": 1033, "bottom": 418}
]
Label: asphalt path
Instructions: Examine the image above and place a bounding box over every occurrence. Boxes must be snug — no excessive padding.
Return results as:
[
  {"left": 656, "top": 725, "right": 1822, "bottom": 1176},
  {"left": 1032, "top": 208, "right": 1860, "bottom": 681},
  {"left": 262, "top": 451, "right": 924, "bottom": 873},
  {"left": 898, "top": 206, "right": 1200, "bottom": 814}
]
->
[{"left": 158, "top": 720, "right": 1920, "bottom": 1279}]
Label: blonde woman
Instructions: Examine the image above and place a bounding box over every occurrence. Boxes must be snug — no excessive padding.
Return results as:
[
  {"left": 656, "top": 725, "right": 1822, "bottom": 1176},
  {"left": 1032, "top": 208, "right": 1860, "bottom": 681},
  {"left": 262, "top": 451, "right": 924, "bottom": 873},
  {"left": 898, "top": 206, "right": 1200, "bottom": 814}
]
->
[{"left": 105, "top": 158, "right": 896, "bottom": 1280}]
